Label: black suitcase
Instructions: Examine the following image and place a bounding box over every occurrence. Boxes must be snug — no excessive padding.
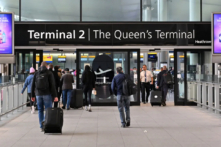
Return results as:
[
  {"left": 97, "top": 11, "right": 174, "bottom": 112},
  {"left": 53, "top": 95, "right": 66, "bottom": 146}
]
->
[
  {"left": 44, "top": 106, "right": 63, "bottom": 134},
  {"left": 150, "top": 90, "right": 162, "bottom": 106},
  {"left": 70, "top": 89, "right": 83, "bottom": 109}
]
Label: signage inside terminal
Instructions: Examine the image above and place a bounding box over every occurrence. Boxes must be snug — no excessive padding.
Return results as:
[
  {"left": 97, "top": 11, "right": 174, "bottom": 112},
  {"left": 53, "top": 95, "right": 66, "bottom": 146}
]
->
[
  {"left": 15, "top": 23, "right": 211, "bottom": 46},
  {"left": 28, "top": 29, "right": 196, "bottom": 40}
]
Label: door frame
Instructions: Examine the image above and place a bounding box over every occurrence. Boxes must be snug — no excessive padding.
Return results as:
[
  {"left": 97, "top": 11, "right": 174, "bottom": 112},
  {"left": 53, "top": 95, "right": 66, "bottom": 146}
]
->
[
  {"left": 76, "top": 48, "right": 140, "bottom": 106},
  {"left": 174, "top": 49, "right": 211, "bottom": 106}
]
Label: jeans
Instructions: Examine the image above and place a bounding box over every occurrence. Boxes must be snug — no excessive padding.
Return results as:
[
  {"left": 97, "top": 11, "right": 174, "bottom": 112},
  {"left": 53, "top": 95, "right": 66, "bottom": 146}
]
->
[
  {"left": 141, "top": 82, "right": 150, "bottom": 102},
  {"left": 117, "top": 95, "right": 130, "bottom": 125},
  {"left": 161, "top": 85, "right": 168, "bottom": 103},
  {"left": 36, "top": 95, "right": 52, "bottom": 128},
  {"left": 62, "top": 89, "right": 72, "bottom": 109}
]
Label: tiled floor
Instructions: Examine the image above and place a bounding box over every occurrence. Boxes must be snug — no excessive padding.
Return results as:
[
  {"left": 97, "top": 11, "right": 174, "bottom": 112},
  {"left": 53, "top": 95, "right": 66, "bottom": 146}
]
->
[{"left": 0, "top": 103, "right": 221, "bottom": 147}]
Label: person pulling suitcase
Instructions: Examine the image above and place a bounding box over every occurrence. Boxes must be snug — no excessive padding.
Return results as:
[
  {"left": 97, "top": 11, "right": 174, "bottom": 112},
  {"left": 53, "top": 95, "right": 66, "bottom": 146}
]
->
[{"left": 31, "top": 61, "right": 58, "bottom": 132}]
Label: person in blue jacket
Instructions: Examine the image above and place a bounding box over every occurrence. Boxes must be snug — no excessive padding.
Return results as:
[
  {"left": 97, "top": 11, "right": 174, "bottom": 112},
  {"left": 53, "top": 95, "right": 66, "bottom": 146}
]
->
[{"left": 21, "top": 67, "right": 35, "bottom": 114}]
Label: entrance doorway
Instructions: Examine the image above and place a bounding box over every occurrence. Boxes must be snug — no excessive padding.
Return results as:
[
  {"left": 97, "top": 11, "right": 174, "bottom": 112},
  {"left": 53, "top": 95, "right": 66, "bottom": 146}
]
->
[
  {"left": 76, "top": 49, "right": 140, "bottom": 106},
  {"left": 174, "top": 49, "right": 212, "bottom": 105}
]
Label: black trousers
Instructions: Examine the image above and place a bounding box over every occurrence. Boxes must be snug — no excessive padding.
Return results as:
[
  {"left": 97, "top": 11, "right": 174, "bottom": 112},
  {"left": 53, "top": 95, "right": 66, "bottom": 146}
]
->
[
  {"left": 141, "top": 82, "right": 150, "bottom": 102},
  {"left": 160, "top": 85, "right": 168, "bottom": 103},
  {"left": 28, "top": 93, "right": 34, "bottom": 106},
  {"left": 83, "top": 86, "right": 92, "bottom": 106}
]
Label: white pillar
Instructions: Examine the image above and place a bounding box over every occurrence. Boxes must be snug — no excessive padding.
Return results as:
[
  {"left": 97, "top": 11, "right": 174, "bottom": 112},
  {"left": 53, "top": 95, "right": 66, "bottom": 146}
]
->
[
  {"left": 143, "top": 6, "right": 151, "bottom": 21},
  {"left": 189, "top": 0, "right": 200, "bottom": 21},
  {"left": 158, "top": 0, "right": 168, "bottom": 21}
]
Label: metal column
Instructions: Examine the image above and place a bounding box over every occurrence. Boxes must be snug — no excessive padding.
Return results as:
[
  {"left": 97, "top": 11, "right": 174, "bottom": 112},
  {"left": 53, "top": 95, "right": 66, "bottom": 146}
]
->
[
  {"left": 214, "top": 84, "right": 220, "bottom": 114},
  {"left": 208, "top": 83, "right": 213, "bottom": 111}
]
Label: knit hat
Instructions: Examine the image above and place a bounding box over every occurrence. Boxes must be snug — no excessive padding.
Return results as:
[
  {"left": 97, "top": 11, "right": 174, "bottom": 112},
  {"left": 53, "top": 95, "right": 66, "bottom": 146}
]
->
[{"left": 30, "top": 67, "right": 35, "bottom": 73}]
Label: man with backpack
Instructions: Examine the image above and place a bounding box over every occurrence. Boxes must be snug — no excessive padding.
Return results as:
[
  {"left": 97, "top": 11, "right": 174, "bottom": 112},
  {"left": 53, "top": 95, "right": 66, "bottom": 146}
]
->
[
  {"left": 31, "top": 61, "right": 58, "bottom": 131},
  {"left": 111, "top": 67, "right": 134, "bottom": 128},
  {"left": 156, "top": 66, "right": 172, "bottom": 106}
]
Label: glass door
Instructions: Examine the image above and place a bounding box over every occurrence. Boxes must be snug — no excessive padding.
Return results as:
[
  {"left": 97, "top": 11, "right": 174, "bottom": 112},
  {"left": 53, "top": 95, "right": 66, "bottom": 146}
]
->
[
  {"left": 174, "top": 51, "right": 185, "bottom": 105},
  {"left": 76, "top": 49, "right": 140, "bottom": 106},
  {"left": 174, "top": 49, "right": 212, "bottom": 106}
]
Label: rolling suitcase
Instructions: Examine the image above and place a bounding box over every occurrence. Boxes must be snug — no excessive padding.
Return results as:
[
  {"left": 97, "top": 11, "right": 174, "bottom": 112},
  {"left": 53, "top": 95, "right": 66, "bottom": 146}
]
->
[
  {"left": 70, "top": 89, "right": 83, "bottom": 109},
  {"left": 44, "top": 103, "right": 63, "bottom": 134},
  {"left": 150, "top": 90, "right": 162, "bottom": 106}
]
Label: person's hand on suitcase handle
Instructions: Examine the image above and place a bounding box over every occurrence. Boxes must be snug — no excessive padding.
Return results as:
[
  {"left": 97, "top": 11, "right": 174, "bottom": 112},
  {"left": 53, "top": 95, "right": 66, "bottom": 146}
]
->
[{"left": 54, "top": 97, "right": 58, "bottom": 102}]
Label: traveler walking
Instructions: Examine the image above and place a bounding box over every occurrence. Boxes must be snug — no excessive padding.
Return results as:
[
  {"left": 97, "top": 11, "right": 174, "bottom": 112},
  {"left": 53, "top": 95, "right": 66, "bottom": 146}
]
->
[
  {"left": 31, "top": 61, "right": 58, "bottom": 131},
  {"left": 60, "top": 68, "right": 74, "bottom": 110},
  {"left": 156, "top": 66, "right": 171, "bottom": 106},
  {"left": 82, "top": 65, "right": 95, "bottom": 112},
  {"left": 21, "top": 67, "right": 36, "bottom": 114},
  {"left": 140, "top": 65, "right": 153, "bottom": 104},
  {"left": 111, "top": 67, "right": 130, "bottom": 128},
  {"left": 48, "top": 64, "right": 60, "bottom": 108}
]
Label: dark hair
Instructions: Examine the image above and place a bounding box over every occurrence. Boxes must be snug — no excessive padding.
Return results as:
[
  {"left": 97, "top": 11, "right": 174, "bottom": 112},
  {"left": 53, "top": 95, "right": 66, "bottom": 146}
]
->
[
  {"left": 116, "top": 67, "right": 122, "bottom": 73},
  {"left": 65, "top": 68, "right": 69, "bottom": 71},
  {"left": 84, "top": 65, "right": 90, "bottom": 71},
  {"left": 133, "top": 67, "right": 136, "bottom": 69}
]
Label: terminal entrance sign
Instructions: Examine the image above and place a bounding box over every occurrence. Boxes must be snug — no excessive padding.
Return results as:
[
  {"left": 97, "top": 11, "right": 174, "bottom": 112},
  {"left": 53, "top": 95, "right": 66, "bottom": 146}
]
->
[
  {"left": 0, "top": 13, "right": 13, "bottom": 55},
  {"left": 15, "top": 23, "right": 211, "bottom": 46},
  {"left": 213, "top": 13, "right": 221, "bottom": 54}
]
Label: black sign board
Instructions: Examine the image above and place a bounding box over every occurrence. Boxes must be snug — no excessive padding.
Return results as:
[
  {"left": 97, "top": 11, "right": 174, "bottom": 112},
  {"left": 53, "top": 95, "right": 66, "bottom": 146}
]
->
[{"left": 15, "top": 23, "right": 211, "bottom": 46}]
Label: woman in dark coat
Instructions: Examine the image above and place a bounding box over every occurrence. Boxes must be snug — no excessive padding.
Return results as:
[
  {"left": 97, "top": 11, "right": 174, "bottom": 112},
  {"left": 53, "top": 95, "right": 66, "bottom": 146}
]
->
[{"left": 81, "top": 65, "right": 95, "bottom": 112}]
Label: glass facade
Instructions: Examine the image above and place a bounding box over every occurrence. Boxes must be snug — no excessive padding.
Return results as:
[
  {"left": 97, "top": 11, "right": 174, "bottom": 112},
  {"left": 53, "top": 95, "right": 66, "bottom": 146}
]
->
[
  {"left": 142, "top": 0, "right": 200, "bottom": 21},
  {"left": 82, "top": 0, "right": 140, "bottom": 21},
  {"left": 202, "top": 0, "right": 221, "bottom": 21},
  {"left": 21, "top": 0, "right": 80, "bottom": 21},
  {"left": 1, "top": 0, "right": 219, "bottom": 22},
  {"left": 0, "top": 0, "right": 19, "bottom": 21}
]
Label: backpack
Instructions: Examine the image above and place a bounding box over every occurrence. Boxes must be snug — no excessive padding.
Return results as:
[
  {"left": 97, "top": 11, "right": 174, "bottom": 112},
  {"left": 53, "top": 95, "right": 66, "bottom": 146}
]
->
[
  {"left": 35, "top": 71, "right": 49, "bottom": 90},
  {"left": 163, "top": 72, "right": 173, "bottom": 84},
  {"left": 122, "top": 75, "right": 137, "bottom": 96}
]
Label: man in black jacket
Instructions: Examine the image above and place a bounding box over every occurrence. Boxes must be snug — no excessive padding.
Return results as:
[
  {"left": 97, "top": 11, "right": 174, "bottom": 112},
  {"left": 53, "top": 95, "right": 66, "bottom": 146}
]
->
[
  {"left": 31, "top": 61, "right": 58, "bottom": 131},
  {"left": 156, "top": 66, "right": 168, "bottom": 106},
  {"left": 48, "top": 64, "right": 60, "bottom": 108}
]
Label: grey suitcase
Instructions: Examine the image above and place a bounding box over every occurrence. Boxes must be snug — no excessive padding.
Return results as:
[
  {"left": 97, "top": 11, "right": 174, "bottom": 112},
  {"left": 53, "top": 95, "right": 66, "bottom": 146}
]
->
[{"left": 150, "top": 90, "right": 162, "bottom": 106}]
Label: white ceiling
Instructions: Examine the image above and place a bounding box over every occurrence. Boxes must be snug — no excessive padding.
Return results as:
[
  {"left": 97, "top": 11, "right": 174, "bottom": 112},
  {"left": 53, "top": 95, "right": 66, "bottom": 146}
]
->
[{"left": 0, "top": 0, "right": 221, "bottom": 21}]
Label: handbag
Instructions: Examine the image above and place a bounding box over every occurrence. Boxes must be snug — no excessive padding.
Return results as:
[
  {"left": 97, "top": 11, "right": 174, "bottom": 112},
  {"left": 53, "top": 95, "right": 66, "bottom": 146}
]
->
[{"left": 92, "top": 89, "right": 97, "bottom": 95}]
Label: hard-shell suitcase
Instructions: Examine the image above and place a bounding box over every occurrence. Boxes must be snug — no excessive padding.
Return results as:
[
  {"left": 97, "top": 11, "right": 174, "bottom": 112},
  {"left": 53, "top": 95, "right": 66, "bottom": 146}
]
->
[
  {"left": 44, "top": 106, "right": 63, "bottom": 134},
  {"left": 70, "top": 89, "right": 83, "bottom": 109},
  {"left": 150, "top": 90, "right": 162, "bottom": 106}
]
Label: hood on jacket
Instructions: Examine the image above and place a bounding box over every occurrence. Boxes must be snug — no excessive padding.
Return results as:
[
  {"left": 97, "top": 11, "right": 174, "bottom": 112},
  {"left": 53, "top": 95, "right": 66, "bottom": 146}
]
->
[{"left": 39, "top": 66, "right": 48, "bottom": 73}]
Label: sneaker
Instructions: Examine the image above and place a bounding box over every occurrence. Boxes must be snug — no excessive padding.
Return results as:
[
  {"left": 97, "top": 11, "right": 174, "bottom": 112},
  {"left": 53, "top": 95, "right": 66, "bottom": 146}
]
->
[
  {"left": 31, "top": 106, "right": 35, "bottom": 114},
  {"left": 121, "top": 124, "right": 126, "bottom": 128},
  {"left": 88, "top": 105, "right": 92, "bottom": 112},
  {"left": 41, "top": 128, "right": 44, "bottom": 132},
  {"left": 67, "top": 108, "right": 70, "bottom": 110},
  {"left": 84, "top": 106, "right": 88, "bottom": 111},
  {"left": 126, "top": 121, "right": 130, "bottom": 127}
]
